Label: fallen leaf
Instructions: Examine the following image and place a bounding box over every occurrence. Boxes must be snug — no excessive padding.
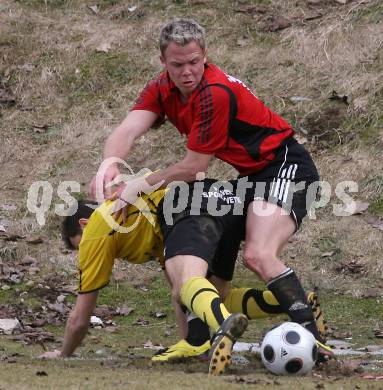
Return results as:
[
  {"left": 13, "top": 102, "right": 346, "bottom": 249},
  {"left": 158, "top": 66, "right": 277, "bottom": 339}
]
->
[
  {"left": 237, "top": 35, "right": 251, "bottom": 47},
  {"left": 47, "top": 303, "right": 66, "bottom": 315},
  {"left": 327, "top": 339, "right": 354, "bottom": 349},
  {"left": 340, "top": 200, "right": 369, "bottom": 215},
  {"left": 28, "top": 266, "right": 40, "bottom": 275},
  {"left": 1, "top": 204, "right": 17, "bottom": 211},
  {"left": 116, "top": 305, "right": 134, "bottom": 316},
  {"left": 362, "top": 288, "right": 380, "bottom": 298},
  {"left": 4, "top": 356, "right": 17, "bottom": 363},
  {"left": 93, "top": 305, "right": 116, "bottom": 317},
  {"left": 104, "top": 326, "right": 117, "bottom": 333},
  {"left": 31, "top": 318, "right": 47, "bottom": 328},
  {"left": 113, "top": 270, "right": 125, "bottom": 282},
  {"left": 32, "top": 124, "right": 49, "bottom": 133},
  {"left": 331, "top": 330, "right": 353, "bottom": 339},
  {"left": 143, "top": 340, "right": 164, "bottom": 350},
  {"left": 8, "top": 274, "right": 22, "bottom": 284},
  {"left": 302, "top": 12, "right": 323, "bottom": 21},
  {"left": 2, "top": 233, "right": 25, "bottom": 241},
  {"left": 90, "top": 316, "right": 103, "bottom": 326},
  {"left": 335, "top": 260, "right": 365, "bottom": 275},
  {"left": 96, "top": 43, "right": 111, "bottom": 53},
  {"left": 321, "top": 251, "right": 335, "bottom": 258},
  {"left": 128, "top": 6, "right": 137, "bottom": 12},
  {"left": 36, "top": 371, "right": 48, "bottom": 376},
  {"left": 0, "top": 89, "right": 16, "bottom": 107},
  {"left": 26, "top": 236, "right": 44, "bottom": 245},
  {"left": 353, "top": 200, "right": 370, "bottom": 214},
  {"left": 134, "top": 284, "right": 149, "bottom": 292},
  {"left": 88, "top": 4, "right": 99, "bottom": 14},
  {"left": 234, "top": 6, "right": 268, "bottom": 15},
  {"left": 341, "top": 359, "right": 363, "bottom": 374},
  {"left": 329, "top": 90, "right": 349, "bottom": 105},
  {"left": 20, "top": 255, "right": 36, "bottom": 266},
  {"left": 360, "top": 374, "right": 383, "bottom": 380},
  {"left": 364, "top": 216, "right": 383, "bottom": 231},
  {"left": 150, "top": 312, "right": 166, "bottom": 319},
  {"left": 103, "top": 319, "right": 116, "bottom": 327},
  {"left": 226, "top": 376, "right": 271, "bottom": 385},
  {"left": 56, "top": 294, "right": 66, "bottom": 303},
  {"left": 360, "top": 345, "right": 383, "bottom": 352},
  {"left": 268, "top": 16, "right": 291, "bottom": 32},
  {"left": 0, "top": 318, "right": 21, "bottom": 334},
  {"left": 17, "top": 64, "right": 35, "bottom": 72},
  {"left": 133, "top": 318, "right": 149, "bottom": 326},
  {"left": 289, "top": 96, "right": 312, "bottom": 104}
]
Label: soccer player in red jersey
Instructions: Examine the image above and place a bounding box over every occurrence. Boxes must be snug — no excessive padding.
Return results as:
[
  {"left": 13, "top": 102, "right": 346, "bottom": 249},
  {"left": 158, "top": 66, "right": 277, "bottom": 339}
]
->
[{"left": 89, "top": 18, "right": 333, "bottom": 371}]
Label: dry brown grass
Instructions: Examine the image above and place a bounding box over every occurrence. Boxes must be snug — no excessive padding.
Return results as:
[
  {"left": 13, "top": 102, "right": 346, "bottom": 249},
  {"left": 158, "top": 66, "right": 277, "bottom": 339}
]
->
[{"left": 0, "top": 0, "right": 382, "bottom": 293}]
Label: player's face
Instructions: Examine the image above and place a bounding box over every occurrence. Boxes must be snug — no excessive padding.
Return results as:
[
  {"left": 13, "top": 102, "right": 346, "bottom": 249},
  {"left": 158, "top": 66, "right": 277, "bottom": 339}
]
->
[{"left": 161, "top": 41, "right": 206, "bottom": 99}]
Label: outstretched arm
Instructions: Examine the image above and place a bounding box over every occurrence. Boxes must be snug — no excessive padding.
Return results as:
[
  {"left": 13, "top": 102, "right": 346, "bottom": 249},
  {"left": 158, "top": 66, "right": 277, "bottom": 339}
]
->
[
  {"left": 145, "top": 148, "right": 213, "bottom": 187},
  {"left": 39, "top": 291, "right": 98, "bottom": 358},
  {"left": 90, "top": 110, "right": 158, "bottom": 199}
]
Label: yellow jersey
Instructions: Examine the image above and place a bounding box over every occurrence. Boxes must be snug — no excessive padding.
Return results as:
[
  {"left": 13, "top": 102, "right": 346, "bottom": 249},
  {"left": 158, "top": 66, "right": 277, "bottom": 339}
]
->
[{"left": 77, "top": 190, "right": 166, "bottom": 293}]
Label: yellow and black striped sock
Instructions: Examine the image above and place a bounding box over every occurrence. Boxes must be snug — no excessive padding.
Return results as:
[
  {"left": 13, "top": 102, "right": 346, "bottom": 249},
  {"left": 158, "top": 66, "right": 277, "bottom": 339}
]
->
[
  {"left": 224, "top": 288, "right": 284, "bottom": 319},
  {"left": 180, "top": 277, "right": 230, "bottom": 332}
]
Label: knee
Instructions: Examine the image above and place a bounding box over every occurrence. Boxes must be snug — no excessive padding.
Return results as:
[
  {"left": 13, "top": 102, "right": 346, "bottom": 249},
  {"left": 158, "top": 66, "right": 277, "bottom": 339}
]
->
[{"left": 242, "top": 246, "right": 275, "bottom": 276}]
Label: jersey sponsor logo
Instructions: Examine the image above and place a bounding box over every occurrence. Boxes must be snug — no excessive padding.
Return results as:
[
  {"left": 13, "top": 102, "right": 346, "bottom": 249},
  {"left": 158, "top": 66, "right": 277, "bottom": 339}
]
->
[{"left": 201, "top": 186, "right": 242, "bottom": 205}]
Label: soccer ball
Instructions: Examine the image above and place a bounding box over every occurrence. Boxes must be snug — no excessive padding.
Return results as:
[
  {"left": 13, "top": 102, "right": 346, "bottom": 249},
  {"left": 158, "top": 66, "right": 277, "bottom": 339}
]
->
[{"left": 260, "top": 322, "right": 318, "bottom": 375}]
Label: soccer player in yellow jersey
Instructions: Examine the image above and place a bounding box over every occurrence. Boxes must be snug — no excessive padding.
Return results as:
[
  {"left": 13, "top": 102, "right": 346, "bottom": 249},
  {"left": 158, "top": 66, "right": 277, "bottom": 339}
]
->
[{"left": 39, "top": 180, "right": 328, "bottom": 374}]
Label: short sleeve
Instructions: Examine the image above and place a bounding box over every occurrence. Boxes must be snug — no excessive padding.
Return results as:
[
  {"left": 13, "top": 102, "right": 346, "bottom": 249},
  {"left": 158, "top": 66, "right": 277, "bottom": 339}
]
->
[
  {"left": 77, "top": 238, "right": 116, "bottom": 293},
  {"left": 187, "top": 85, "right": 232, "bottom": 154},
  {"left": 131, "top": 78, "right": 164, "bottom": 118}
]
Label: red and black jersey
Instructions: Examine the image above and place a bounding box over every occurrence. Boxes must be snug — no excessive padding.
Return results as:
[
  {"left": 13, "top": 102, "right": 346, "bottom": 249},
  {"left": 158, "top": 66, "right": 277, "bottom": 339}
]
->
[{"left": 131, "top": 64, "right": 294, "bottom": 176}]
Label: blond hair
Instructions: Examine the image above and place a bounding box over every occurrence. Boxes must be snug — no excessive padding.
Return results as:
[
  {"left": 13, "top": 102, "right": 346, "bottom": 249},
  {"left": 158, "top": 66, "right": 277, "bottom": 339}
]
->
[{"left": 159, "top": 18, "right": 206, "bottom": 55}]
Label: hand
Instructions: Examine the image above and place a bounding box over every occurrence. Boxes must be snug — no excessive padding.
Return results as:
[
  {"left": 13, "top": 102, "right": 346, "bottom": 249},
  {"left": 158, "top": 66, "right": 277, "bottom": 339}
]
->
[
  {"left": 89, "top": 164, "right": 121, "bottom": 201},
  {"left": 112, "top": 175, "right": 164, "bottom": 223},
  {"left": 38, "top": 349, "right": 62, "bottom": 359}
]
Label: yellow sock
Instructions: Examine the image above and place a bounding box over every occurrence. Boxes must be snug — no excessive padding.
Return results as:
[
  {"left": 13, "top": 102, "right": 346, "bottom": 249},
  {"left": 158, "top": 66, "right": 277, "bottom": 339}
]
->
[
  {"left": 224, "top": 288, "right": 283, "bottom": 319},
  {"left": 180, "top": 277, "right": 230, "bottom": 332}
]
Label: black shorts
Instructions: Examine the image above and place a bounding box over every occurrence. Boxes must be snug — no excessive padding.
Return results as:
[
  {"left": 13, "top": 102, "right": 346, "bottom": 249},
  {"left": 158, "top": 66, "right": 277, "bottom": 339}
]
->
[
  {"left": 158, "top": 180, "right": 246, "bottom": 281},
  {"left": 241, "top": 138, "right": 320, "bottom": 229}
]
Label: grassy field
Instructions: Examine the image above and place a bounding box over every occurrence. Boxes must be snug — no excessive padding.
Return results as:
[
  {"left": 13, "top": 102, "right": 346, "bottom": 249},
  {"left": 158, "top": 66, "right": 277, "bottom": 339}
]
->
[
  {"left": 1, "top": 264, "right": 382, "bottom": 388},
  {"left": 1, "top": 0, "right": 383, "bottom": 388}
]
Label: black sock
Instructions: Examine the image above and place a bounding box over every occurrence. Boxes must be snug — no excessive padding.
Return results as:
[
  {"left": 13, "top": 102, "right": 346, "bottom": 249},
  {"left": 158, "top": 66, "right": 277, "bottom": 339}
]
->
[
  {"left": 267, "top": 268, "right": 321, "bottom": 340},
  {"left": 185, "top": 312, "right": 210, "bottom": 346}
]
